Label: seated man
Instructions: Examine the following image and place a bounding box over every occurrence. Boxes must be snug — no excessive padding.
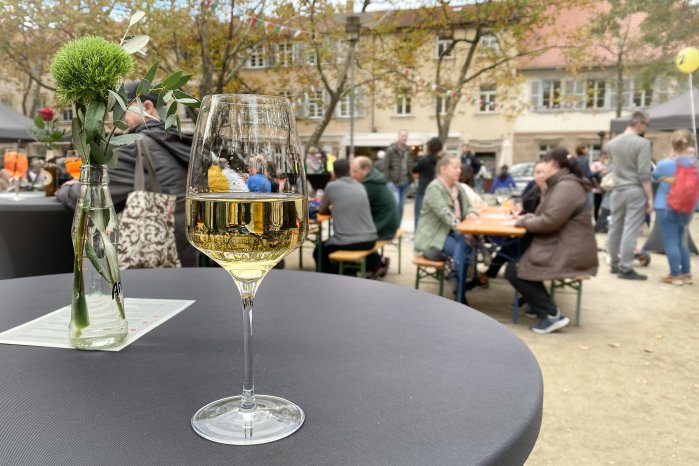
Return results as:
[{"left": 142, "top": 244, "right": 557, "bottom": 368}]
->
[
  {"left": 350, "top": 156, "right": 400, "bottom": 239},
  {"left": 314, "top": 159, "right": 378, "bottom": 275},
  {"left": 350, "top": 156, "right": 399, "bottom": 276}
]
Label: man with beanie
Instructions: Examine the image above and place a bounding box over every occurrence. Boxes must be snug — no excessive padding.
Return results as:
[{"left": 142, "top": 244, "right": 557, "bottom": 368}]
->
[{"left": 56, "top": 81, "right": 198, "bottom": 266}]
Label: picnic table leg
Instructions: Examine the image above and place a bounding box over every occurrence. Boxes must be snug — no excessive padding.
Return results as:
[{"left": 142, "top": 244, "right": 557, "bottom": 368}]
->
[{"left": 316, "top": 238, "right": 323, "bottom": 272}]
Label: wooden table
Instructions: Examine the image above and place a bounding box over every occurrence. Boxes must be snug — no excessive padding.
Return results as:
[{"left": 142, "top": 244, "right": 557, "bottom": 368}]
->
[
  {"left": 457, "top": 208, "right": 527, "bottom": 238},
  {"left": 455, "top": 208, "right": 527, "bottom": 307}
]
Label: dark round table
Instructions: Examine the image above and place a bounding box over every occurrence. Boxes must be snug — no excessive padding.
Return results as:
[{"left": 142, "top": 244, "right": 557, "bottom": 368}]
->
[
  {"left": 0, "top": 194, "right": 74, "bottom": 279},
  {"left": 0, "top": 269, "right": 542, "bottom": 465}
]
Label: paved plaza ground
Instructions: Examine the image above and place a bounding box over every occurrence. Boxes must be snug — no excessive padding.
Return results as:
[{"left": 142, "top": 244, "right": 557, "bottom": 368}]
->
[{"left": 287, "top": 198, "right": 699, "bottom": 465}]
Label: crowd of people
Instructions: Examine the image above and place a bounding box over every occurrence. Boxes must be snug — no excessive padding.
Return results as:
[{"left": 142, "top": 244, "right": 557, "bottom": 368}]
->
[{"left": 7, "top": 97, "right": 696, "bottom": 336}]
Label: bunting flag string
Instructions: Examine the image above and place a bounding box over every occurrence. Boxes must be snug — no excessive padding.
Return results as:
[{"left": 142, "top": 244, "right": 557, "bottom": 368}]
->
[
  {"left": 240, "top": 14, "right": 306, "bottom": 39},
  {"left": 402, "top": 67, "right": 461, "bottom": 98}
]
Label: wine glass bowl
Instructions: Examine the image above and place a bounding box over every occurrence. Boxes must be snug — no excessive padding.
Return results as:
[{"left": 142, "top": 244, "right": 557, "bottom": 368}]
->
[{"left": 185, "top": 94, "right": 308, "bottom": 445}]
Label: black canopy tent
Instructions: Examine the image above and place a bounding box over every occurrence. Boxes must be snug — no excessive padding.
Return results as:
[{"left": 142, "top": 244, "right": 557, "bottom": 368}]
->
[
  {"left": 610, "top": 88, "right": 699, "bottom": 134},
  {"left": 0, "top": 102, "right": 33, "bottom": 143}
]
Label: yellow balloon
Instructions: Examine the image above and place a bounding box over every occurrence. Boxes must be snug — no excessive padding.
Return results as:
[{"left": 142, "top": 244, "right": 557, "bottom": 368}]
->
[{"left": 676, "top": 47, "right": 699, "bottom": 74}]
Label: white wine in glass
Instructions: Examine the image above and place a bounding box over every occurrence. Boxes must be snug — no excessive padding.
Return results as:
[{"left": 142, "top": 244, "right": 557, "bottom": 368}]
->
[{"left": 185, "top": 94, "right": 308, "bottom": 445}]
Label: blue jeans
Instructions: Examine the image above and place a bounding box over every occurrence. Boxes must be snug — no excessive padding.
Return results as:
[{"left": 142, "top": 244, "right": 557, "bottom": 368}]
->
[
  {"left": 414, "top": 192, "right": 424, "bottom": 231},
  {"left": 388, "top": 181, "right": 411, "bottom": 222},
  {"left": 656, "top": 208, "right": 692, "bottom": 276},
  {"left": 443, "top": 231, "right": 471, "bottom": 303}
]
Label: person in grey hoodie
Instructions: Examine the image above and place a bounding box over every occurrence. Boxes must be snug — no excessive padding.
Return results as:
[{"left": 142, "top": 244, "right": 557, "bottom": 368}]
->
[
  {"left": 606, "top": 110, "right": 653, "bottom": 280},
  {"left": 381, "top": 129, "right": 416, "bottom": 222}
]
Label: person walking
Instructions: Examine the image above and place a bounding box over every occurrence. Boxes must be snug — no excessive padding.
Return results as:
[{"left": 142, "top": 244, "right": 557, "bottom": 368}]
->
[
  {"left": 381, "top": 129, "right": 415, "bottom": 222},
  {"left": 606, "top": 111, "right": 653, "bottom": 280},
  {"left": 652, "top": 129, "right": 698, "bottom": 285}
]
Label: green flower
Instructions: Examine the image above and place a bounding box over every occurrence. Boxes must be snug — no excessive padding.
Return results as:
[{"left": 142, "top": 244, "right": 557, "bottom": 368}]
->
[{"left": 51, "top": 36, "right": 134, "bottom": 107}]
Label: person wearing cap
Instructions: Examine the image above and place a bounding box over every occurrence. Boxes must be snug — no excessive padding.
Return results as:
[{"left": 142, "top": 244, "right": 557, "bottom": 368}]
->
[{"left": 56, "top": 81, "right": 198, "bottom": 267}]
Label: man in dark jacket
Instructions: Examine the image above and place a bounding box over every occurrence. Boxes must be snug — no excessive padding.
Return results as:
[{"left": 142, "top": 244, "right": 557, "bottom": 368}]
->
[
  {"left": 381, "top": 129, "right": 415, "bottom": 222},
  {"left": 460, "top": 143, "right": 482, "bottom": 185},
  {"left": 56, "top": 81, "right": 198, "bottom": 267},
  {"left": 351, "top": 156, "right": 399, "bottom": 240}
]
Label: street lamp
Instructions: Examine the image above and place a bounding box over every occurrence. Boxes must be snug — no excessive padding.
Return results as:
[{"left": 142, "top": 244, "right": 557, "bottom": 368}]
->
[{"left": 346, "top": 15, "right": 360, "bottom": 158}]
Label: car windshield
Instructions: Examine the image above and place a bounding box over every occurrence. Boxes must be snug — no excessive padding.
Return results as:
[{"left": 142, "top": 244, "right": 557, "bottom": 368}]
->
[{"left": 510, "top": 162, "right": 534, "bottom": 177}]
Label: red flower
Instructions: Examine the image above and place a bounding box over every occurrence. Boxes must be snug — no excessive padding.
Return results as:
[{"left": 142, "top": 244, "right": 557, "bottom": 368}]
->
[{"left": 38, "top": 107, "right": 55, "bottom": 122}]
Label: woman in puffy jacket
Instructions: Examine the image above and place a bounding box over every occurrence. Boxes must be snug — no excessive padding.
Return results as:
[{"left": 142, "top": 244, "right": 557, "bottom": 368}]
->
[{"left": 507, "top": 147, "right": 598, "bottom": 334}]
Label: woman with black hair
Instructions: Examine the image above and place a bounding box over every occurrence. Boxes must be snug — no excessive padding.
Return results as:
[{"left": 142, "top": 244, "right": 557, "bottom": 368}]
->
[{"left": 506, "top": 147, "right": 598, "bottom": 334}]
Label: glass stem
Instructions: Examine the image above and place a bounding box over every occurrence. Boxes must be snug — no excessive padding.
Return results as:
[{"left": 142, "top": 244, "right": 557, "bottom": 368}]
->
[{"left": 237, "top": 280, "right": 260, "bottom": 411}]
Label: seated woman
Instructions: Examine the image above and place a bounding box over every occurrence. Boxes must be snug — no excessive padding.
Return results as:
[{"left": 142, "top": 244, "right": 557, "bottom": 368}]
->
[
  {"left": 483, "top": 159, "right": 547, "bottom": 280},
  {"left": 652, "top": 129, "right": 697, "bottom": 285},
  {"left": 506, "top": 147, "right": 598, "bottom": 334},
  {"left": 414, "top": 154, "right": 478, "bottom": 304}
]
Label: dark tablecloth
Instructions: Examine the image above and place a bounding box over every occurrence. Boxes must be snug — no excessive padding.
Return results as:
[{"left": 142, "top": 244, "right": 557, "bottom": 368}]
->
[
  {"left": 0, "top": 269, "right": 542, "bottom": 465},
  {"left": 0, "top": 195, "right": 74, "bottom": 279}
]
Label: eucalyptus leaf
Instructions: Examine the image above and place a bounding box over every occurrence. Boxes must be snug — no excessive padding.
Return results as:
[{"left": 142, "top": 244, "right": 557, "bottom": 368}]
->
[
  {"left": 71, "top": 118, "right": 90, "bottom": 163},
  {"left": 165, "top": 113, "right": 177, "bottom": 131},
  {"left": 110, "top": 134, "right": 143, "bottom": 146},
  {"left": 156, "top": 94, "right": 168, "bottom": 121},
  {"left": 108, "top": 90, "right": 127, "bottom": 111},
  {"left": 136, "top": 79, "right": 152, "bottom": 98},
  {"left": 175, "top": 74, "right": 192, "bottom": 88},
  {"left": 113, "top": 120, "right": 128, "bottom": 130},
  {"left": 84, "top": 101, "right": 106, "bottom": 144},
  {"left": 175, "top": 97, "right": 198, "bottom": 104},
  {"left": 89, "top": 141, "right": 106, "bottom": 164},
  {"left": 129, "top": 11, "right": 146, "bottom": 26},
  {"left": 106, "top": 149, "right": 118, "bottom": 169},
  {"left": 144, "top": 62, "right": 158, "bottom": 83},
  {"left": 163, "top": 90, "right": 173, "bottom": 103},
  {"left": 175, "top": 115, "right": 182, "bottom": 139},
  {"left": 107, "top": 92, "right": 116, "bottom": 113},
  {"left": 122, "top": 35, "right": 149, "bottom": 55},
  {"left": 161, "top": 71, "right": 183, "bottom": 90}
]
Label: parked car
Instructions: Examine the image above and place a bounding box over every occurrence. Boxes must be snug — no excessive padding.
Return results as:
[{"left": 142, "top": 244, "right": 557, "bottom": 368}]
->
[{"left": 510, "top": 161, "right": 535, "bottom": 197}]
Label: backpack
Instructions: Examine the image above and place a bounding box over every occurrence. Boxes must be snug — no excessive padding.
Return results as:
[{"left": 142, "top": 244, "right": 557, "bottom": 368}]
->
[{"left": 667, "top": 159, "right": 699, "bottom": 214}]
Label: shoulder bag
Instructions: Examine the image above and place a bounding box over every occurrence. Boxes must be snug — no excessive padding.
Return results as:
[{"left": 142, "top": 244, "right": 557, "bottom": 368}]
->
[{"left": 117, "top": 136, "right": 181, "bottom": 269}]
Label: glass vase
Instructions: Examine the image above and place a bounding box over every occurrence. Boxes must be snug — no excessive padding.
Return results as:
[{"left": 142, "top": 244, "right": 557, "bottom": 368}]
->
[{"left": 69, "top": 164, "right": 127, "bottom": 350}]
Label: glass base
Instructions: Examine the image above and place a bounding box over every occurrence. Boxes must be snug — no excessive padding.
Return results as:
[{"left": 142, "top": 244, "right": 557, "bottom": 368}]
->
[{"left": 191, "top": 395, "right": 304, "bottom": 445}]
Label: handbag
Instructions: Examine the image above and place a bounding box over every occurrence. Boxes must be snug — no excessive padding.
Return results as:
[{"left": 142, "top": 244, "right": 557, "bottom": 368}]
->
[
  {"left": 117, "top": 137, "right": 181, "bottom": 269},
  {"left": 600, "top": 172, "right": 614, "bottom": 192}
]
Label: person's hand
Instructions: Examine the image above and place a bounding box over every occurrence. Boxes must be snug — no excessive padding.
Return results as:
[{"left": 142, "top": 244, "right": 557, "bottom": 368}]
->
[
  {"left": 646, "top": 198, "right": 653, "bottom": 214},
  {"left": 466, "top": 212, "right": 479, "bottom": 221},
  {"left": 60, "top": 179, "right": 79, "bottom": 187}
]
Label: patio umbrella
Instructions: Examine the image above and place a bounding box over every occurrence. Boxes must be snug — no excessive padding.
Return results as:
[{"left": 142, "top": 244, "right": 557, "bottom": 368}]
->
[
  {"left": 0, "top": 102, "right": 33, "bottom": 142},
  {"left": 498, "top": 138, "right": 513, "bottom": 168}
]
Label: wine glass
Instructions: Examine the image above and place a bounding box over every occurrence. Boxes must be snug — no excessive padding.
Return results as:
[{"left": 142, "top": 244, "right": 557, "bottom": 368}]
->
[
  {"left": 185, "top": 94, "right": 308, "bottom": 445},
  {"left": 64, "top": 150, "right": 82, "bottom": 179}
]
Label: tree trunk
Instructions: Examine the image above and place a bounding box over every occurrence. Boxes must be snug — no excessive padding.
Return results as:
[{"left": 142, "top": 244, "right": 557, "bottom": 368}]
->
[
  {"left": 306, "top": 91, "right": 343, "bottom": 155},
  {"left": 198, "top": 5, "right": 213, "bottom": 98},
  {"left": 615, "top": 50, "right": 624, "bottom": 118}
]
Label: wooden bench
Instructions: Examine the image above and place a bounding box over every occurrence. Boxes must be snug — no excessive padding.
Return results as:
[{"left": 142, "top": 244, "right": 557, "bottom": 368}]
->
[
  {"left": 298, "top": 223, "right": 321, "bottom": 270},
  {"left": 549, "top": 276, "right": 592, "bottom": 327},
  {"left": 329, "top": 246, "right": 380, "bottom": 278},
  {"left": 413, "top": 255, "right": 446, "bottom": 297}
]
